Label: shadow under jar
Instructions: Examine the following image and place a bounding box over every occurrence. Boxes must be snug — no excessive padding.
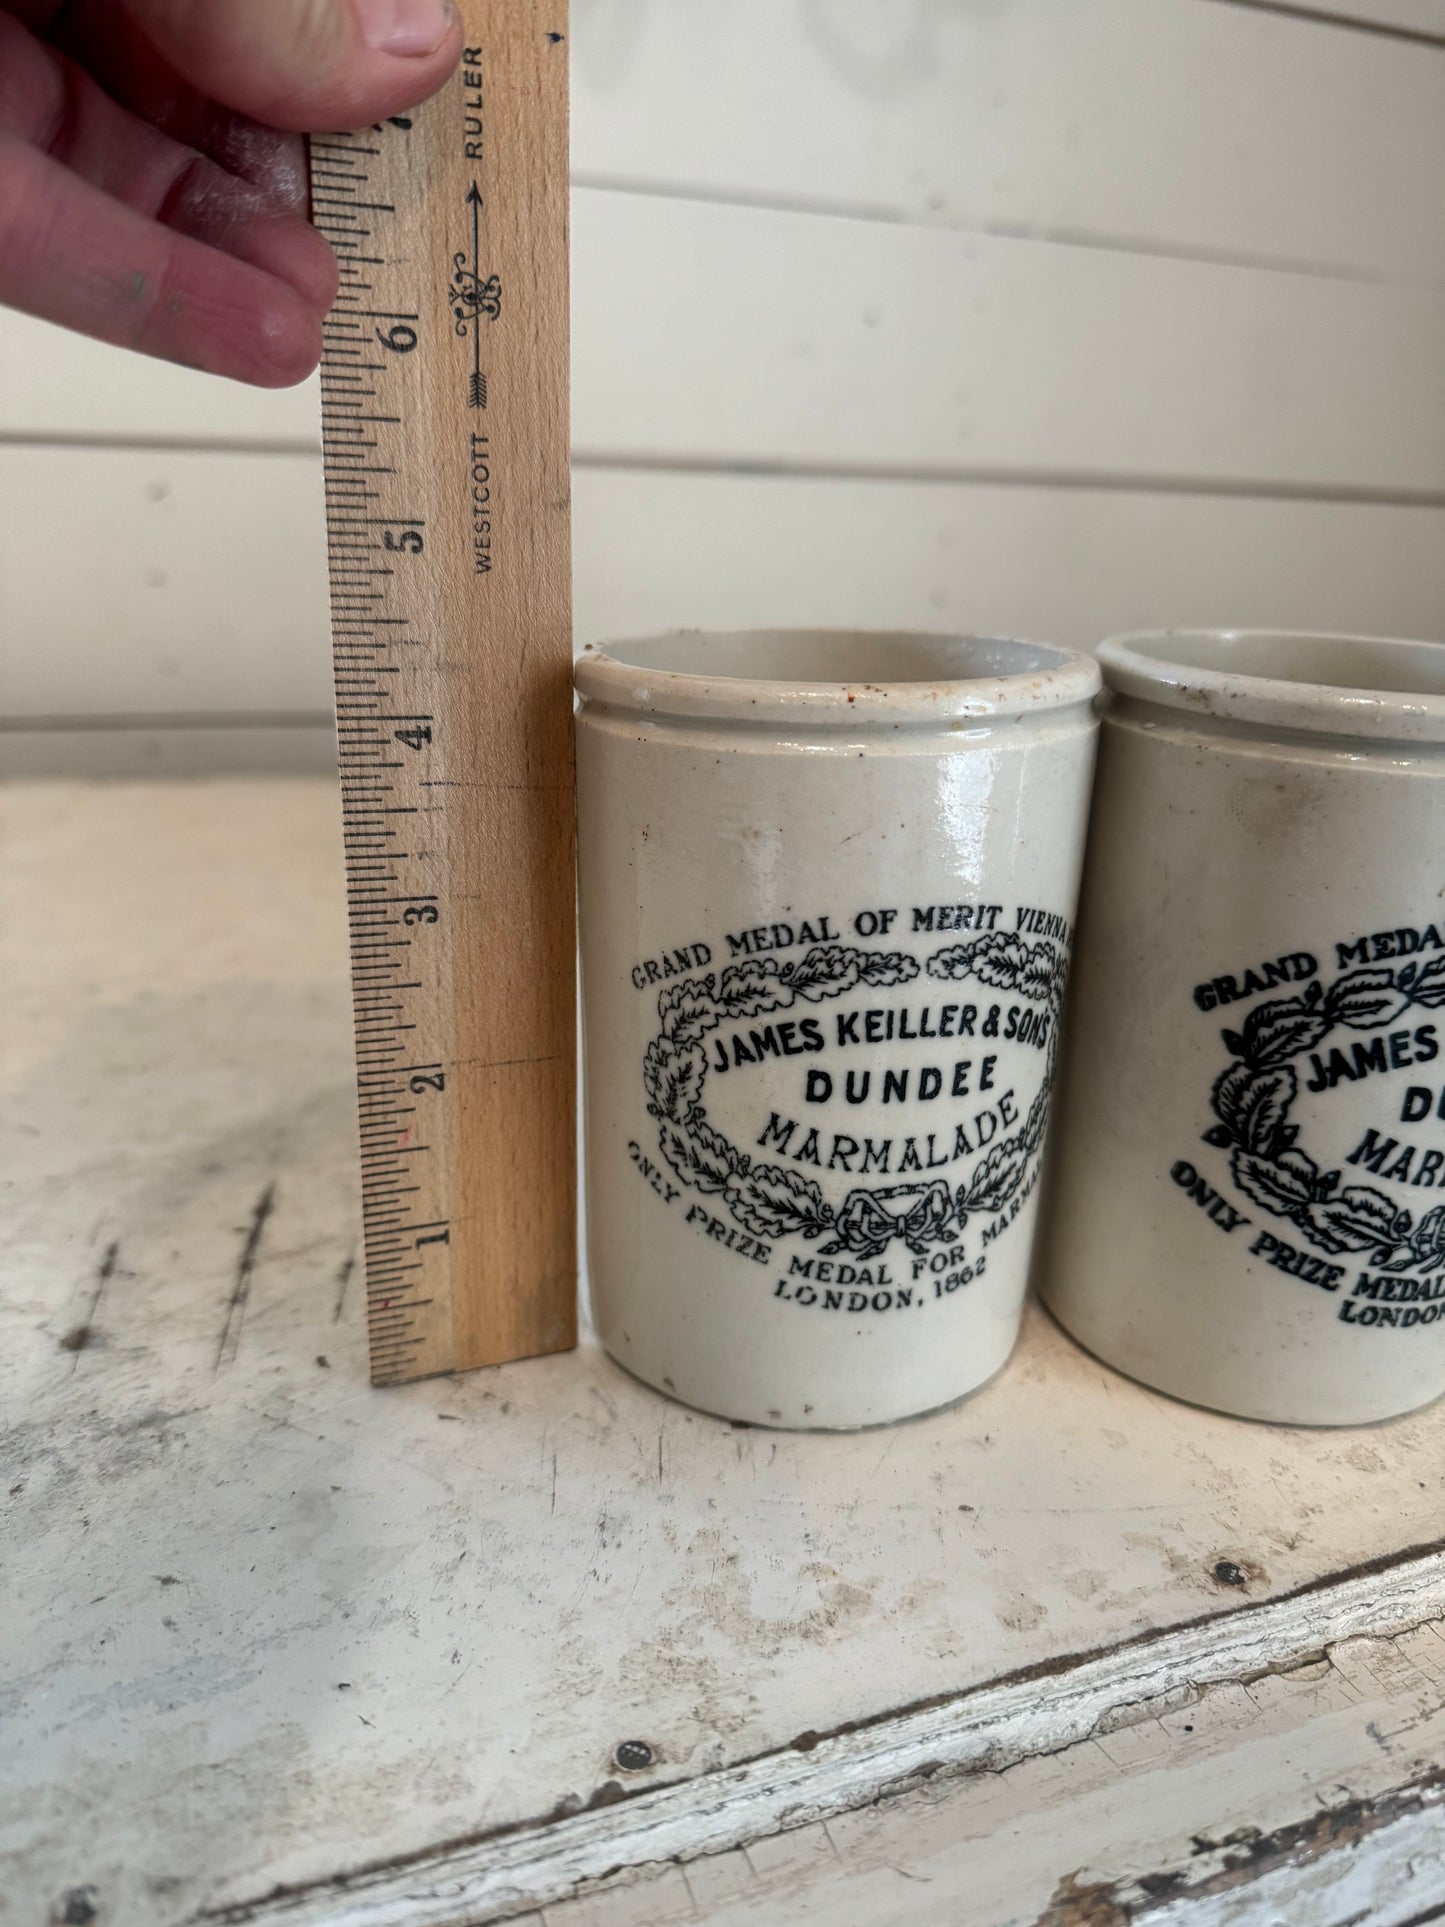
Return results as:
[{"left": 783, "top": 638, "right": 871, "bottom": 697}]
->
[
  {"left": 575, "top": 629, "right": 1100, "bottom": 1429},
  {"left": 1037, "top": 630, "right": 1445, "bottom": 1427}
]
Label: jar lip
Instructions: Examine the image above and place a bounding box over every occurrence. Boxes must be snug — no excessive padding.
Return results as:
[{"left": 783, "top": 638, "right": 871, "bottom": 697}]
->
[
  {"left": 1099, "top": 629, "right": 1445, "bottom": 744},
  {"left": 573, "top": 628, "right": 1101, "bottom": 725}
]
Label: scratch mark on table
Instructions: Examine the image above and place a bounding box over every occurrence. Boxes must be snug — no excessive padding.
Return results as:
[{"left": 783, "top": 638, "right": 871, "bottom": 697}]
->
[
  {"left": 237, "top": 1401, "right": 331, "bottom": 1449},
  {"left": 215, "top": 1185, "right": 277, "bottom": 1372},
  {"left": 331, "top": 1248, "right": 355, "bottom": 1324},
  {"left": 559, "top": 1512, "right": 610, "bottom": 1626},
  {"left": 588, "top": 1381, "right": 619, "bottom": 1424},
  {"left": 61, "top": 1239, "right": 120, "bottom": 1363}
]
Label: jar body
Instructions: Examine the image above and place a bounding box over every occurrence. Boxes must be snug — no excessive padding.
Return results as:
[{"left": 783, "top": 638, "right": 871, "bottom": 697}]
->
[
  {"left": 1039, "top": 659, "right": 1445, "bottom": 1426},
  {"left": 577, "top": 637, "right": 1098, "bottom": 1428}
]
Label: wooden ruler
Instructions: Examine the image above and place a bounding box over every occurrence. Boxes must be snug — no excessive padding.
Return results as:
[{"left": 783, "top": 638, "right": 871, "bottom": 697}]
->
[{"left": 309, "top": 0, "right": 575, "bottom": 1386}]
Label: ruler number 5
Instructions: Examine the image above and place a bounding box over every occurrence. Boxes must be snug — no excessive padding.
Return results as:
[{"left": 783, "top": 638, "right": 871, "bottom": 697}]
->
[{"left": 384, "top": 529, "right": 424, "bottom": 555}]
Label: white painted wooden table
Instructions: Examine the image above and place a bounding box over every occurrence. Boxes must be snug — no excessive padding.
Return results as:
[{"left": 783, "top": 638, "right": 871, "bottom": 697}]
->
[{"left": 3, "top": 779, "right": 1444, "bottom": 1927}]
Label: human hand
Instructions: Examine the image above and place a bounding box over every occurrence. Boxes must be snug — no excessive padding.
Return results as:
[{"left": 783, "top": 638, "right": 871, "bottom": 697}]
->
[{"left": 0, "top": 0, "right": 463, "bottom": 385}]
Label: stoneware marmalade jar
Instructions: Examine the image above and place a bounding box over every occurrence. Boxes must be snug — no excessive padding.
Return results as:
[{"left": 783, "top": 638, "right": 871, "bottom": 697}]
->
[
  {"left": 575, "top": 629, "right": 1100, "bottom": 1429},
  {"left": 1038, "top": 630, "right": 1445, "bottom": 1427}
]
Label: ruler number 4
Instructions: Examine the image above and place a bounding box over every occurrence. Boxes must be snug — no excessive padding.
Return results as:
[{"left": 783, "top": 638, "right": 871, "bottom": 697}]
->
[{"left": 394, "top": 724, "right": 432, "bottom": 750}]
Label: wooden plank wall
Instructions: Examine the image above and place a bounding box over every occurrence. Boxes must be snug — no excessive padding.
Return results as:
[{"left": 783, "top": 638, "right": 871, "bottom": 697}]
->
[{"left": 1, "top": 0, "right": 1442, "bottom": 771}]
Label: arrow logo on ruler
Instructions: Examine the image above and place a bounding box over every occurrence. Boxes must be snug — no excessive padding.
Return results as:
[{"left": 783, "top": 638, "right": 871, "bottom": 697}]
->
[{"left": 449, "top": 180, "right": 502, "bottom": 409}]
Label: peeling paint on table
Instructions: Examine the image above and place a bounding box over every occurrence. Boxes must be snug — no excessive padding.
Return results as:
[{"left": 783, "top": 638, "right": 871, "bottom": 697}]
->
[{"left": 2, "top": 781, "right": 1442, "bottom": 1926}]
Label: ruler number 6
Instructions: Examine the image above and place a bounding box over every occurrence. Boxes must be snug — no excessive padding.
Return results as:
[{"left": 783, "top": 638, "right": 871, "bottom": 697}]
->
[{"left": 376, "top": 323, "right": 418, "bottom": 354}]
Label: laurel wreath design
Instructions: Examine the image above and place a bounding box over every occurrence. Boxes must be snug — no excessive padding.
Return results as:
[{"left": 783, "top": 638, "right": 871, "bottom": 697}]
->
[
  {"left": 643, "top": 933, "right": 1068, "bottom": 1260},
  {"left": 1203, "top": 958, "right": 1445, "bottom": 1274}
]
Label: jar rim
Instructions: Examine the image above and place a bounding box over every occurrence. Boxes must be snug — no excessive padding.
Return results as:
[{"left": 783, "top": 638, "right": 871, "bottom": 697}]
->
[
  {"left": 574, "top": 628, "right": 1100, "bottom": 726},
  {"left": 1099, "top": 629, "right": 1445, "bottom": 744}
]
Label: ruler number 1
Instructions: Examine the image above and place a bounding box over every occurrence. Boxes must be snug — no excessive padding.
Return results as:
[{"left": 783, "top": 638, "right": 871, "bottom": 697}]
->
[{"left": 415, "top": 1228, "right": 450, "bottom": 1250}]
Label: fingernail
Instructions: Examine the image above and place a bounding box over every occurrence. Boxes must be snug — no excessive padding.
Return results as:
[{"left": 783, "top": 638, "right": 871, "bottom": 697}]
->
[{"left": 356, "top": 0, "right": 454, "bottom": 57}]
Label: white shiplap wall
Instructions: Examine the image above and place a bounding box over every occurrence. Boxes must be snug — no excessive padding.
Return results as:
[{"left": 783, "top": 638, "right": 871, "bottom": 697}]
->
[{"left": 1, "top": 0, "right": 1443, "bottom": 771}]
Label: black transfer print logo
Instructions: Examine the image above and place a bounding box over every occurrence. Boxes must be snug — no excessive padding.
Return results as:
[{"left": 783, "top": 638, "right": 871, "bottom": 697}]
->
[
  {"left": 1180, "top": 930, "right": 1445, "bottom": 1321},
  {"left": 639, "top": 917, "right": 1069, "bottom": 1282}
]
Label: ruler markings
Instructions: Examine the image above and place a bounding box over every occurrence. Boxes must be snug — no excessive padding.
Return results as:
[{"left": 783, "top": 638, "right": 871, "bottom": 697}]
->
[{"left": 312, "top": 2, "right": 575, "bottom": 1386}]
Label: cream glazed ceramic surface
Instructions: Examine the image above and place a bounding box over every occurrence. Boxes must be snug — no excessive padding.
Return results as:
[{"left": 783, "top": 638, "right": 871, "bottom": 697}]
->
[
  {"left": 574, "top": 630, "right": 1100, "bottom": 1429},
  {"left": 1038, "top": 630, "right": 1445, "bottom": 1427}
]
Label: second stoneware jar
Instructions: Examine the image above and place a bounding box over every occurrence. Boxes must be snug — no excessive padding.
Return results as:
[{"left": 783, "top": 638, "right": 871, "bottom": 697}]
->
[
  {"left": 1038, "top": 630, "right": 1445, "bottom": 1426},
  {"left": 575, "top": 629, "right": 1099, "bottom": 1428}
]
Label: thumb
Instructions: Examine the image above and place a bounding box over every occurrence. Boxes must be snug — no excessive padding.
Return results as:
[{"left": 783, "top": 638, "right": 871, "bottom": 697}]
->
[{"left": 120, "top": 0, "right": 464, "bottom": 131}]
